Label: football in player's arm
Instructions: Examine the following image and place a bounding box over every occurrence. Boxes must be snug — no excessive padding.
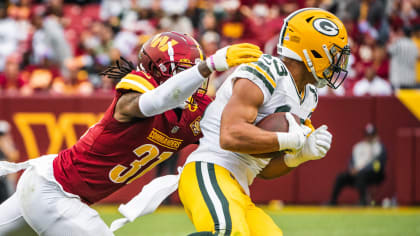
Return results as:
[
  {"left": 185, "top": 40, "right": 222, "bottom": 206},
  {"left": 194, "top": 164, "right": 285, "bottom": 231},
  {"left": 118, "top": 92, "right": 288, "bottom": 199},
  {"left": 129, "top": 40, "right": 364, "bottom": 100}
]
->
[
  {"left": 0, "top": 32, "right": 262, "bottom": 235},
  {"left": 178, "top": 8, "right": 351, "bottom": 236},
  {"left": 222, "top": 76, "right": 332, "bottom": 178}
]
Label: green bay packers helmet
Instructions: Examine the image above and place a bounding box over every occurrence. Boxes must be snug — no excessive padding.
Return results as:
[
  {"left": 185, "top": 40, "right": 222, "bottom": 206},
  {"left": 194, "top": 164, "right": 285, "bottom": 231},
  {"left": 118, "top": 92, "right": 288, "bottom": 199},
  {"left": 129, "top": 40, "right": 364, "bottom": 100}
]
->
[{"left": 277, "top": 8, "right": 350, "bottom": 88}]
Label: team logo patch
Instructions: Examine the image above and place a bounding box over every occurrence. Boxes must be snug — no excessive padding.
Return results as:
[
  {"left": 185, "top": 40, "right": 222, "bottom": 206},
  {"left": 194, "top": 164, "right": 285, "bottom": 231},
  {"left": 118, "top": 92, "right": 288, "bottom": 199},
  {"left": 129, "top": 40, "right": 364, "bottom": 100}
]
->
[
  {"left": 171, "top": 126, "right": 180, "bottom": 134},
  {"left": 313, "top": 18, "right": 339, "bottom": 36},
  {"left": 190, "top": 116, "right": 202, "bottom": 136}
]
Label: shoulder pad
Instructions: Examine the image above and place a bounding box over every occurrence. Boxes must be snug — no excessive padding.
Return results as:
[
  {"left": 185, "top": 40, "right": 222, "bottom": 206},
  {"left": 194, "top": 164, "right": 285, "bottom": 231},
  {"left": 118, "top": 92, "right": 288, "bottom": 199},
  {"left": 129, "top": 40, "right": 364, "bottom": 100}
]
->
[
  {"left": 115, "top": 71, "right": 158, "bottom": 93},
  {"left": 236, "top": 54, "right": 288, "bottom": 94}
]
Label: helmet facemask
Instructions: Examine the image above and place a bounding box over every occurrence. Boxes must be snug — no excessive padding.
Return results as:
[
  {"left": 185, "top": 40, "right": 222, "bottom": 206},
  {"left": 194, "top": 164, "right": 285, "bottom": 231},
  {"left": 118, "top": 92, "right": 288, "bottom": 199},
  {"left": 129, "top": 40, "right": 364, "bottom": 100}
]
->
[
  {"left": 321, "top": 44, "right": 350, "bottom": 89},
  {"left": 139, "top": 48, "right": 196, "bottom": 84},
  {"left": 303, "top": 44, "right": 350, "bottom": 89}
]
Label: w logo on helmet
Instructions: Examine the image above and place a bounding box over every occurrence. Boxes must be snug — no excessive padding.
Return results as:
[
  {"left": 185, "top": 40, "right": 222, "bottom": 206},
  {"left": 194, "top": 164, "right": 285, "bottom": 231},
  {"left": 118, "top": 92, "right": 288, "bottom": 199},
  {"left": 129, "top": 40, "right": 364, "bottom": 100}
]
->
[
  {"left": 150, "top": 35, "right": 179, "bottom": 52},
  {"left": 313, "top": 18, "right": 339, "bottom": 36}
]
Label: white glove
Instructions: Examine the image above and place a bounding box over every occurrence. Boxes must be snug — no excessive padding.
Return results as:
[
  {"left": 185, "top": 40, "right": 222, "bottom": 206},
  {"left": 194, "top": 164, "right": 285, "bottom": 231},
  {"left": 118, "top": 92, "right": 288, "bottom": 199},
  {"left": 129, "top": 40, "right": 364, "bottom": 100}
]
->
[
  {"left": 206, "top": 43, "right": 262, "bottom": 72},
  {"left": 276, "top": 113, "right": 306, "bottom": 153},
  {"left": 284, "top": 125, "right": 332, "bottom": 167},
  {"left": 302, "top": 125, "right": 332, "bottom": 159}
]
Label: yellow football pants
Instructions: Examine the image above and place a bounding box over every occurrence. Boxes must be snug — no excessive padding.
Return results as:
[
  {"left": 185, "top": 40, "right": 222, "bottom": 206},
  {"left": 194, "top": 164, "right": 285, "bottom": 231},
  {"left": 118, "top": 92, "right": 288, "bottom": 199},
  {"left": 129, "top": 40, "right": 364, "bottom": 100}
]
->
[{"left": 179, "top": 161, "right": 283, "bottom": 236}]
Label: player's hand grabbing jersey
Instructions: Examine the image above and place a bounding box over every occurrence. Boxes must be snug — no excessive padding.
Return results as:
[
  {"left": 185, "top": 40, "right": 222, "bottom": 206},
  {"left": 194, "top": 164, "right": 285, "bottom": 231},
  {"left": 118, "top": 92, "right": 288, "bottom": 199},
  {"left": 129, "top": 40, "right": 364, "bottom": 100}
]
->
[
  {"left": 186, "top": 54, "right": 318, "bottom": 194},
  {"left": 53, "top": 71, "right": 211, "bottom": 204}
]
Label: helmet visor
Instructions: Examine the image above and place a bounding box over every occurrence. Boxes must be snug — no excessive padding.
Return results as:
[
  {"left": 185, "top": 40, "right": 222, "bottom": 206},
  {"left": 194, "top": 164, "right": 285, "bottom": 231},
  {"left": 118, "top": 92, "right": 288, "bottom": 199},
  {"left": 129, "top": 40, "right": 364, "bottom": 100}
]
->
[
  {"left": 322, "top": 45, "right": 350, "bottom": 89},
  {"left": 160, "top": 60, "right": 195, "bottom": 79}
]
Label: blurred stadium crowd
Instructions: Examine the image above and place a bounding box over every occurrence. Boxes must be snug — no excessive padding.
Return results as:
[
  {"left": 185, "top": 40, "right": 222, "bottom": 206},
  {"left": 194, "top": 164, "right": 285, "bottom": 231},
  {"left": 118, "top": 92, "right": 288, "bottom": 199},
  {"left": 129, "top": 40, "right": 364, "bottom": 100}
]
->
[{"left": 0, "top": 0, "right": 420, "bottom": 96}]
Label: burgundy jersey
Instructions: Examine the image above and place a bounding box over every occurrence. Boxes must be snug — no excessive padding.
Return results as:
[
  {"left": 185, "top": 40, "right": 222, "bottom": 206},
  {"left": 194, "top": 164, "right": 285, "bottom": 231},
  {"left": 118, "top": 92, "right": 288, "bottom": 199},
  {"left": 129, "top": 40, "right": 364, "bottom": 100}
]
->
[{"left": 53, "top": 71, "right": 211, "bottom": 204}]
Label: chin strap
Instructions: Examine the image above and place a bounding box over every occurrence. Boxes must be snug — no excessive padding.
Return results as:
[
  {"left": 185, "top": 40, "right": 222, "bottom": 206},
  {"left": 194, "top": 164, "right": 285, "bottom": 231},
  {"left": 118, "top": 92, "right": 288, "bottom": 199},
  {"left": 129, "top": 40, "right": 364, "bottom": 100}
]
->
[
  {"left": 322, "top": 44, "right": 333, "bottom": 64},
  {"left": 302, "top": 49, "right": 327, "bottom": 88}
]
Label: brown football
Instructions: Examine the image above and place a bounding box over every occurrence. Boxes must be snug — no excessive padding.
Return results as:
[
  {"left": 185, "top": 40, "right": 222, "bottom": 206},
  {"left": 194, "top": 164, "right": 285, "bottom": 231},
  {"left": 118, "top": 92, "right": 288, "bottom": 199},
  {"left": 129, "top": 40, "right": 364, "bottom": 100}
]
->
[{"left": 252, "top": 112, "right": 300, "bottom": 159}]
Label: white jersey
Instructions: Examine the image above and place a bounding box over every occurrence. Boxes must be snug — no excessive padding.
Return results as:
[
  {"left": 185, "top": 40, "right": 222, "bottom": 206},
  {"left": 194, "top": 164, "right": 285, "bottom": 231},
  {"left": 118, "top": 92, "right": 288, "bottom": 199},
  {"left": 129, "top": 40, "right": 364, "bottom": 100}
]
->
[{"left": 185, "top": 54, "right": 318, "bottom": 195}]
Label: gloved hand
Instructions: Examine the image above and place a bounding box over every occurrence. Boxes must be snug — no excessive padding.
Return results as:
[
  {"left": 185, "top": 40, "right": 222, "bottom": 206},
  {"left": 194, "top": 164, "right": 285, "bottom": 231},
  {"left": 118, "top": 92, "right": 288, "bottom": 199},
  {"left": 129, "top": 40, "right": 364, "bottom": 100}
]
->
[
  {"left": 301, "top": 125, "right": 332, "bottom": 160},
  {"left": 284, "top": 125, "right": 332, "bottom": 167},
  {"left": 206, "top": 43, "right": 263, "bottom": 72},
  {"left": 276, "top": 113, "right": 306, "bottom": 153}
]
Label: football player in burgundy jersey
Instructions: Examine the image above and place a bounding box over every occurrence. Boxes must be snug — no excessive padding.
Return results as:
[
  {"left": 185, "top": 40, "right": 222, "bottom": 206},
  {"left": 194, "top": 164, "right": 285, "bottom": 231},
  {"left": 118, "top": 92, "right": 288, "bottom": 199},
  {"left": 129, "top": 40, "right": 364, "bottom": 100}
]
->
[{"left": 0, "top": 32, "right": 262, "bottom": 235}]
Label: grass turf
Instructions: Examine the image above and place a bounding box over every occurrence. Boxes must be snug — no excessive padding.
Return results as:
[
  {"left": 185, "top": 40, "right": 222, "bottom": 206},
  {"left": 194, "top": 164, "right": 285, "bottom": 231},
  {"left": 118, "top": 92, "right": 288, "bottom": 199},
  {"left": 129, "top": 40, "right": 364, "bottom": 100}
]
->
[{"left": 95, "top": 205, "right": 420, "bottom": 236}]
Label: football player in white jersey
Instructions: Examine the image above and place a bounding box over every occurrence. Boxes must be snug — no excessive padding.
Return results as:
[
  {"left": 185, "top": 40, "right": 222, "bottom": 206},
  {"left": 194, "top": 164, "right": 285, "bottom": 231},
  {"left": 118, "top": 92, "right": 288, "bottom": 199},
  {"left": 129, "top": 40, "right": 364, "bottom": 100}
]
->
[{"left": 179, "top": 8, "right": 351, "bottom": 236}]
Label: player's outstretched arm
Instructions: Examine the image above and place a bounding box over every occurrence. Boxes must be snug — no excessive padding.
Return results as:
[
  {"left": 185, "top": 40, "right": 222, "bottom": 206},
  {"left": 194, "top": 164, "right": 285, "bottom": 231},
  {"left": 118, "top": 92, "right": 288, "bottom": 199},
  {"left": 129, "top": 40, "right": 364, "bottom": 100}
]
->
[
  {"left": 115, "top": 44, "right": 262, "bottom": 122},
  {"left": 219, "top": 78, "right": 305, "bottom": 154}
]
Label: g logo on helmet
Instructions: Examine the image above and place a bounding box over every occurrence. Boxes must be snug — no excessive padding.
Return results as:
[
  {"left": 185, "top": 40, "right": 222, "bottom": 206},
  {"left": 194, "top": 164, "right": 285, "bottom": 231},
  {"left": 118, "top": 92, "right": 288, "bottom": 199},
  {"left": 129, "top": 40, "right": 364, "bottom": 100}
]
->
[{"left": 313, "top": 18, "right": 339, "bottom": 36}]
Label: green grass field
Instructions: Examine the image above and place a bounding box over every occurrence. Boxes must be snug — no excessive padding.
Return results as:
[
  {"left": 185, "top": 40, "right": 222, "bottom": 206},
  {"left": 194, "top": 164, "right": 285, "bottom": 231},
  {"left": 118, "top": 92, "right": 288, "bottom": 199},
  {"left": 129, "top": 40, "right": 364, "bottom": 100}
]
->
[{"left": 95, "top": 205, "right": 420, "bottom": 236}]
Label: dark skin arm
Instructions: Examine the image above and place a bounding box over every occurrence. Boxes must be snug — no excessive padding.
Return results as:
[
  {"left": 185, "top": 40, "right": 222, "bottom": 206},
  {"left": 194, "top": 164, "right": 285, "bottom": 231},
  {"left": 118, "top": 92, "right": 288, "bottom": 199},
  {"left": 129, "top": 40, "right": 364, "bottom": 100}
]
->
[
  {"left": 113, "top": 62, "right": 212, "bottom": 122},
  {"left": 257, "top": 155, "right": 294, "bottom": 179},
  {"left": 219, "top": 78, "right": 283, "bottom": 154}
]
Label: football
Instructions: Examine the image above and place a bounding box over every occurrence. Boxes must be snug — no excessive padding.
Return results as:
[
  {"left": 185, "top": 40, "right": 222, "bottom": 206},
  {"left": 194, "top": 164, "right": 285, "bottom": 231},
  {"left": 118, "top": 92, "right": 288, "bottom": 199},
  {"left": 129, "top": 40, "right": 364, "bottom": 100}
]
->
[{"left": 252, "top": 112, "right": 300, "bottom": 158}]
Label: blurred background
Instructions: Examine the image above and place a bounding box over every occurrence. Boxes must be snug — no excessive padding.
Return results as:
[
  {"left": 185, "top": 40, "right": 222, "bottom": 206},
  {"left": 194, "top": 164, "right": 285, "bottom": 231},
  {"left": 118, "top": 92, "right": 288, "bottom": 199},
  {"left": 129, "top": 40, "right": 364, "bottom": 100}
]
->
[
  {"left": 1, "top": 0, "right": 420, "bottom": 96},
  {"left": 0, "top": 0, "right": 419, "bottom": 208}
]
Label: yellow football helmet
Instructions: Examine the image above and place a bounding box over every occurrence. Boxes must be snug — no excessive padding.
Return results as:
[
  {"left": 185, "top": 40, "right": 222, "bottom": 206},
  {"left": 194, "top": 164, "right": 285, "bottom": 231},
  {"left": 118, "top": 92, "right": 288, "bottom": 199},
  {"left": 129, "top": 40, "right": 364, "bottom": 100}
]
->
[{"left": 277, "top": 8, "right": 350, "bottom": 88}]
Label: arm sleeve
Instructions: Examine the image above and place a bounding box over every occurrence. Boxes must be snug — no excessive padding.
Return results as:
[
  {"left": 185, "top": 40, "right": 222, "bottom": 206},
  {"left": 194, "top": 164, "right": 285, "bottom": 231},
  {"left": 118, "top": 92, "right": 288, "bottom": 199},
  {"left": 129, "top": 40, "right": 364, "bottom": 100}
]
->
[{"left": 139, "top": 64, "right": 206, "bottom": 117}]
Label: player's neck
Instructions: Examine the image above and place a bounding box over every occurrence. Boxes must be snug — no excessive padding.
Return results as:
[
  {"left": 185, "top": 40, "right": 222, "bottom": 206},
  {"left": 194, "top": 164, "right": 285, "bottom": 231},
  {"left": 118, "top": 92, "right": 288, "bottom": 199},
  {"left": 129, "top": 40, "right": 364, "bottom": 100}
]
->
[
  {"left": 283, "top": 59, "right": 307, "bottom": 93},
  {"left": 293, "top": 76, "right": 307, "bottom": 94}
]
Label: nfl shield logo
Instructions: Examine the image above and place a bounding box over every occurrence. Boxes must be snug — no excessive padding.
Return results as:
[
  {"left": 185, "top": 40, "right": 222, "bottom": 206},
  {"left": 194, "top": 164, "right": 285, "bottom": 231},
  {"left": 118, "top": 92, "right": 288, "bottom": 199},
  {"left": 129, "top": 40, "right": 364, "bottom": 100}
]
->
[{"left": 171, "top": 126, "right": 180, "bottom": 134}]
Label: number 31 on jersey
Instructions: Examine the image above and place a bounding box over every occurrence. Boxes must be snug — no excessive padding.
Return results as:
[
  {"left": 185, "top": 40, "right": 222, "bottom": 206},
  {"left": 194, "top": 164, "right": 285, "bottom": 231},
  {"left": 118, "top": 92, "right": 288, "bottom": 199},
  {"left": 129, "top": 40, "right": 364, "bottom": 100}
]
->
[{"left": 108, "top": 144, "right": 173, "bottom": 184}]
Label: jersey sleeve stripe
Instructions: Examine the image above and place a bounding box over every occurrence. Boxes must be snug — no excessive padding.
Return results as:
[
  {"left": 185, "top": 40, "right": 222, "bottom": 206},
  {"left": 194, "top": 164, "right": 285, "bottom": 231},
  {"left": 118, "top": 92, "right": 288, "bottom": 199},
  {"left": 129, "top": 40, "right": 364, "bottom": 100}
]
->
[
  {"left": 115, "top": 79, "right": 151, "bottom": 93},
  {"left": 254, "top": 61, "right": 276, "bottom": 84},
  {"left": 239, "top": 65, "right": 274, "bottom": 94},
  {"left": 124, "top": 74, "right": 156, "bottom": 90},
  {"left": 247, "top": 63, "right": 276, "bottom": 89}
]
